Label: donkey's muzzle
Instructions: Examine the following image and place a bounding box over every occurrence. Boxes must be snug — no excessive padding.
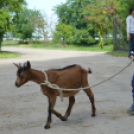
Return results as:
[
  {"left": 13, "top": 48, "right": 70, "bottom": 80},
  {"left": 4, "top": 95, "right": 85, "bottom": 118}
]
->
[{"left": 15, "top": 82, "right": 20, "bottom": 87}]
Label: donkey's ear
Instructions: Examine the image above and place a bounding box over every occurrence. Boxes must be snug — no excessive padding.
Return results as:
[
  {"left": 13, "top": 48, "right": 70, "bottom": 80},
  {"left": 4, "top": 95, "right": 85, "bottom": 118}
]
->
[
  {"left": 13, "top": 63, "right": 19, "bottom": 68},
  {"left": 27, "top": 61, "right": 31, "bottom": 69}
]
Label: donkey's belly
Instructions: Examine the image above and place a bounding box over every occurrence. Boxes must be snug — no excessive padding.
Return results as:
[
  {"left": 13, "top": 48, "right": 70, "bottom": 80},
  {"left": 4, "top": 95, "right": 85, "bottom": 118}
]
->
[{"left": 58, "top": 90, "right": 80, "bottom": 97}]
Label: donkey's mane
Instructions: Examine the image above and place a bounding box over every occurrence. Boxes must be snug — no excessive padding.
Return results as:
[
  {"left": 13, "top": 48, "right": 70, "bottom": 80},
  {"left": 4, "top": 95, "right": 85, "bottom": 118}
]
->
[{"left": 50, "top": 64, "right": 76, "bottom": 71}]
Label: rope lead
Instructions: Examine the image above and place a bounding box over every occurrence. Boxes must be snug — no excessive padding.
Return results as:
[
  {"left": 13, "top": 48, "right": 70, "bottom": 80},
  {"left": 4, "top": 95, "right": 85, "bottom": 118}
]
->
[{"left": 40, "top": 59, "right": 133, "bottom": 102}]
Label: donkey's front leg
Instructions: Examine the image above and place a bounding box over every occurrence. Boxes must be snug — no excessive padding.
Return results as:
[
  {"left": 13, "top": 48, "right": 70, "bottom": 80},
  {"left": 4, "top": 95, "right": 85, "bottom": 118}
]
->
[
  {"left": 51, "top": 109, "right": 66, "bottom": 121},
  {"left": 50, "top": 97, "right": 75, "bottom": 121},
  {"left": 44, "top": 96, "right": 56, "bottom": 129},
  {"left": 44, "top": 102, "right": 52, "bottom": 129}
]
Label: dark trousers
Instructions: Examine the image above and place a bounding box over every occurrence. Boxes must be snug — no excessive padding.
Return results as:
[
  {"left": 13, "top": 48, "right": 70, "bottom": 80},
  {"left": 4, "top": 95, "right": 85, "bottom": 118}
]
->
[
  {"left": 129, "top": 33, "right": 134, "bottom": 102},
  {"left": 129, "top": 33, "right": 134, "bottom": 57},
  {"left": 131, "top": 74, "right": 134, "bottom": 102}
]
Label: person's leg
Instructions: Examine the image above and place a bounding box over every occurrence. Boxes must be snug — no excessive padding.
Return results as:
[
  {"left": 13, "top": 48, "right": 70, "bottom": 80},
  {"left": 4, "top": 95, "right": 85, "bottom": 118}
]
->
[
  {"left": 127, "top": 73, "right": 134, "bottom": 114},
  {"left": 129, "top": 35, "right": 132, "bottom": 57},
  {"left": 131, "top": 73, "right": 134, "bottom": 102},
  {"left": 131, "top": 35, "right": 134, "bottom": 51}
]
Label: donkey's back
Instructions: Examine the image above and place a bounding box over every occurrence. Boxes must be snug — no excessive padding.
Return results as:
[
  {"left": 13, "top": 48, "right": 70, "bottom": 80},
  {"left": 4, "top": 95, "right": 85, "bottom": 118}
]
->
[{"left": 46, "top": 64, "right": 91, "bottom": 89}]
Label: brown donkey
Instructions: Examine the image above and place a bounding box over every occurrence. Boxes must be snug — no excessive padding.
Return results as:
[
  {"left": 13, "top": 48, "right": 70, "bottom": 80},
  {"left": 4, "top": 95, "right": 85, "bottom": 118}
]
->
[{"left": 14, "top": 61, "right": 96, "bottom": 129}]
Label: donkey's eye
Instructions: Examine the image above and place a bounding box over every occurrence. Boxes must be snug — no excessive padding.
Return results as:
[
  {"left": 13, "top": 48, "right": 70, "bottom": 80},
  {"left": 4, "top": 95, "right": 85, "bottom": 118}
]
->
[{"left": 21, "top": 75, "right": 26, "bottom": 78}]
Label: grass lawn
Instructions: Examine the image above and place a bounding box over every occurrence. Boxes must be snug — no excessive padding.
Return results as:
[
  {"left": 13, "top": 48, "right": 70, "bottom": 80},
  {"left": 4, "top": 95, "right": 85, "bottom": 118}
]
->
[
  {"left": 21, "top": 43, "right": 128, "bottom": 57},
  {"left": 2, "top": 40, "right": 128, "bottom": 57},
  {"left": 0, "top": 51, "right": 19, "bottom": 58},
  {"left": 2, "top": 40, "right": 19, "bottom": 46},
  {"left": 106, "top": 51, "right": 128, "bottom": 57},
  {"left": 23, "top": 44, "right": 113, "bottom": 52}
]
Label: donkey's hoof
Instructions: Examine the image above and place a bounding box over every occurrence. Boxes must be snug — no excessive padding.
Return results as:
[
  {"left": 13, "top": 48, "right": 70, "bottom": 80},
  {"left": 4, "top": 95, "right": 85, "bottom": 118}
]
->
[
  {"left": 61, "top": 117, "right": 67, "bottom": 121},
  {"left": 91, "top": 114, "right": 96, "bottom": 117},
  {"left": 44, "top": 125, "right": 50, "bottom": 129}
]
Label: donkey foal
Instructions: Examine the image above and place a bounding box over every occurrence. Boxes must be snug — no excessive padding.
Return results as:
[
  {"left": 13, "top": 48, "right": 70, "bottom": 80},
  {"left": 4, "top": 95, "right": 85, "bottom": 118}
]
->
[{"left": 14, "top": 61, "right": 96, "bottom": 129}]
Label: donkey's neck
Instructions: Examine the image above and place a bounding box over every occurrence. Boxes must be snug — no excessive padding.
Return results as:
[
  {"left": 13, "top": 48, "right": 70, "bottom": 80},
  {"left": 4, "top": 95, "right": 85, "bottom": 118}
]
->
[{"left": 30, "top": 69, "right": 45, "bottom": 84}]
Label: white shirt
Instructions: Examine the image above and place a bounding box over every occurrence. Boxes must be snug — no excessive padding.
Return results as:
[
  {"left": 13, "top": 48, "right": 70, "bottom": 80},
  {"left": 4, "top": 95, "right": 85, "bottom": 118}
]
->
[{"left": 126, "top": 15, "right": 134, "bottom": 35}]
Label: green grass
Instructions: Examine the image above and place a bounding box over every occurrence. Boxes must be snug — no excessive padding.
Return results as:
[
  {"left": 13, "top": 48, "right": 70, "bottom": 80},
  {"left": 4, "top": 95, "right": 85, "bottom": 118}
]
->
[
  {"left": 2, "top": 40, "right": 129, "bottom": 57},
  {"left": 22, "top": 43, "right": 113, "bottom": 52},
  {"left": 106, "top": 51, "right": 128, "bottom": 57},
  {"left": 0, "top": 51, "right": 19, "bottom": 58},
  {"left": 23, "top": 44, "right": 129, "bottom": 57},
  {"left": 2, "top": 40, "right": 19, "bottom": 46},
  {"left": 2, "top": 40, "right": 113, "bottom": 52}
]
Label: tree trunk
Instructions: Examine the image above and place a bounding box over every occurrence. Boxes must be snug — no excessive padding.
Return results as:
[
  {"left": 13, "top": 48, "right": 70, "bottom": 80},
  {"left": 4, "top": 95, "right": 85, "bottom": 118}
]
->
[
  {"left": 0, "top": 38, "right": 2, "bottom": 51},
  {"left": 103, "top": 31, "right": 107, "bottom": 44},
  {"left": 98, "top": 30, "right": 103, "bottom": 49},
  {"left": 63, "top": 38, "right": 65, "bottom": 46},
  {"left": 44, "top": 35, "right": 47, "bottom": 47},
  {"left": 113, "top": 18, "right": 116, "bottom": 51}
]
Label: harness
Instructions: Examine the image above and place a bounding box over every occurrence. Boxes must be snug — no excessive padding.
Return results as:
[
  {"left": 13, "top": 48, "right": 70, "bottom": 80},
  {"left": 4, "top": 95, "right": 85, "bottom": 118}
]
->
[{"left": 40, "top": 59, "right": 134, "bottom": 102}]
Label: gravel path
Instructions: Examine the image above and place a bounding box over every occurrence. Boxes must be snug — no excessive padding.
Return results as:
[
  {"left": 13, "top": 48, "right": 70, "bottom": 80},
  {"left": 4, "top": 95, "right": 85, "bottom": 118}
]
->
[{"left": 0, "top": 46, "right": 134, "bottom": 134}]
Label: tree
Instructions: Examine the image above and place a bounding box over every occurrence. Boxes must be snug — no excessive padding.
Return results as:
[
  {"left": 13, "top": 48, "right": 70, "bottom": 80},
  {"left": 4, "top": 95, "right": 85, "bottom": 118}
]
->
[
  {"left": 84, "top": 0, "right": 122, "bottom": 48},
  {"left": 114, "top": 0, "right": 134, "bottom": 42},
  {"left": 53, "top": 0, "right": 96, "bottom": 45},
  {"left": 117, "top": 0, "right": 134, "bottom": 18},
  {"left": 12, "top": 8, "right": 41, "bottom": 42},
  {"left": 0, "top": 0, "right": 26, "bottom": 51},
  {"left": 38, "top": 19, "right": 49, "bottom": 46},
  {"left": 0, "top": 9, "right": 11, "bottom": 51},
  {"left": 36, "top": 13, "right": 53, "bottom": 46},
  {"left": 52, "top": 21, "right": 72, "bottom": 46}
]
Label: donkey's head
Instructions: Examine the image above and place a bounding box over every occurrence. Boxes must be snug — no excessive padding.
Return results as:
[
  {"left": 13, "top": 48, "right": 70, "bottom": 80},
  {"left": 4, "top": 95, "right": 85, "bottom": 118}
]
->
[{"left": 14, "top": 61, "right": 31, "bottom": 87}]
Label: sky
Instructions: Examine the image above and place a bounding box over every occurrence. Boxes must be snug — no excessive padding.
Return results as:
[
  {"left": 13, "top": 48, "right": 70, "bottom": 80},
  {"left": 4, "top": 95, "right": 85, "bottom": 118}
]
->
[
  {"left": 26, "top": 0, "right": 66, "bottom": 20},
  {"left": 26, "top": 0, "right": 67, "bottom": 36}
]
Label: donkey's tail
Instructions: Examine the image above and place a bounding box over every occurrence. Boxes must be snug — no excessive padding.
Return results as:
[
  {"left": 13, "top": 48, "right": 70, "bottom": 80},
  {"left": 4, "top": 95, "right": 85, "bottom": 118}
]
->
[{"left": 88, "top": 68, "right": 92, "bottom": 74}]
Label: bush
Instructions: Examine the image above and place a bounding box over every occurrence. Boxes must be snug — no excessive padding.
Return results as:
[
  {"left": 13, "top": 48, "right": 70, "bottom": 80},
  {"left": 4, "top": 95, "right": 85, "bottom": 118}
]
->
[
  {"left": 31, "top": 40, "right": 45, "bottom": 44},
  {"left": 18, "top": 40, "right": 29, "bottom": 45},
  {"left": 104, "top": 38, "right": 113, "bottom": 45}
]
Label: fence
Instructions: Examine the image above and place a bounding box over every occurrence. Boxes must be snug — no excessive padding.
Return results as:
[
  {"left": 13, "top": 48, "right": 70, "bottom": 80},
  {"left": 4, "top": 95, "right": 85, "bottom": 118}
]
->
[{"left": 113, "top": 17, "right": 128, "bottom": 51}]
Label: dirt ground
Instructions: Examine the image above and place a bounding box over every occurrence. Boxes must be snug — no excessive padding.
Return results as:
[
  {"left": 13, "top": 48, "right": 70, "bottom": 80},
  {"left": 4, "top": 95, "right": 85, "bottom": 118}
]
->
[{"left": 0, "top": 46, "right": 134, "bottom": 134}]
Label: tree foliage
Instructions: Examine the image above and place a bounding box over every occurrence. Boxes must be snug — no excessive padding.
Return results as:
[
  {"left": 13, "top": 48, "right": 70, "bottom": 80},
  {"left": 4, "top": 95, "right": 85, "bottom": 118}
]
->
[
  {"left": 83, "top": 0, "right": 122, "bottom": 48},
  {"left": 0, "top": 0, "right": 26, "bottom": 51},
  {"left": 12, "top": 8, "right": 43, "bottom": 42},
  {"left": 0, "top": 9, "right": 11, "bottom": 50},
  {"left": 36, "top": 14, "right": 51, "bottom": 46},
  {"left": 52, "top": 21, "right": 72, "bottom": 45},
  {"left": 53, "top": 0, "right": 133, "bottom": 48},
  {"left": 53, "top": 0, "right": 96, "bottom": 45},
  {"left": 115, "top": 0, "right": 134, "bottom": 41}
]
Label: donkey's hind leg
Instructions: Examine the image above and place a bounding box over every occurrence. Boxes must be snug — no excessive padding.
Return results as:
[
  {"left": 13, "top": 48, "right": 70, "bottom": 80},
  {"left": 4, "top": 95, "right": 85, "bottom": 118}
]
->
[
  {"left": 62, "top": 96, "right": 75, "bottom": 121},
  {"left": 82, "top": 70, "right": 96, "bottom": 116},
  {"left": 83, "top": 88, "right": 96, "bottom": 116}
]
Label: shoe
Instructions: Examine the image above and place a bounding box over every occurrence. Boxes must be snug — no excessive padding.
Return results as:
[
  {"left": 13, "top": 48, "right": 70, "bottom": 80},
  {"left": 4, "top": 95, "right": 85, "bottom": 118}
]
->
[{"left": 127, "top": 103, "right": 134, "bottom": 114}]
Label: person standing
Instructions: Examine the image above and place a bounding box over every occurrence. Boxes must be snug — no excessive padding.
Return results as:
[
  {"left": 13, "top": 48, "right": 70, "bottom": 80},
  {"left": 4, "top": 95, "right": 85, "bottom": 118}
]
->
[{"left": 126, "top": 7, "right": 134, "bottom": 114}]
